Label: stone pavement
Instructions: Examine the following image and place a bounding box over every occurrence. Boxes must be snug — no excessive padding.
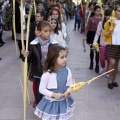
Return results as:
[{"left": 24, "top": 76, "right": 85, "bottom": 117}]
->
[{"left": 0, "top": 20, "right": 120, "bottom": 120}]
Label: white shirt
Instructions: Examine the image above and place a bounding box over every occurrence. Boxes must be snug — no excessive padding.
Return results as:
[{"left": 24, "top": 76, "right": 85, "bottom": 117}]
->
[
  {"left": 112, "top": 20, "right": 120, "bottom": 45},
  {"left": 61, "top": 22, "right": 67, "bottom": 39},
  {"left": 19, "top": 6, "right": 26, "bottom": 30},
  {"left": 50, "top": 31, "right": 67, "bottom": 48}
]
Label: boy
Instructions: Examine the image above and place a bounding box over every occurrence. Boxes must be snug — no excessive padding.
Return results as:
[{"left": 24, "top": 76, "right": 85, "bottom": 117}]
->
[
  {"left": 73, "top": 5, "right": 81, "bottom": 31},
  {"left": 37, "top": 1, "right": 47, "bottom": 20},
  {"left": 29, "top": 11, "right": 44, "bottom": 43}
]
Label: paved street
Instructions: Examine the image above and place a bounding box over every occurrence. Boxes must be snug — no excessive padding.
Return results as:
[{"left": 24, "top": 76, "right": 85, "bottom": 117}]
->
[{"left": 0, "top": 20, "right": 120, "bottom": 120}]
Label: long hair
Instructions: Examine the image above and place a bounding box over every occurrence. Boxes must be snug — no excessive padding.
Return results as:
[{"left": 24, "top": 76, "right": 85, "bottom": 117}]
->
[
  {"left": 48, "top": 7, "right": 62, "bottom": 30},
  {"left": 102, "top": 9, "right": 112, "bottom": 29},
  {"left": 44, "top": 44, "right": 66, "bottom": 73},
  {"left": 90, "top": 5, "right": 101, "bottom": 17},
  {"left": 51, "top": 17, "right": 59, "bottom": 34}
]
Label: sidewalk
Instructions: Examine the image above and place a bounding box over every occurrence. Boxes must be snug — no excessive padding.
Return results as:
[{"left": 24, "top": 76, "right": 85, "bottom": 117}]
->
[{"left": 0, "top": 20, "right": 120, "bottom": 120}]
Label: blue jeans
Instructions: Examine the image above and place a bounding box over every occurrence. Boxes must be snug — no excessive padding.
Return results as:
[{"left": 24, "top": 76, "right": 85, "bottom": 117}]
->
[
  {"left": 81, "top": 18, "right": 85, "bottom": 32},
  {"left": 74, "top": 19, "right": 81, "bottom": 30},
  {"left": 35, "top": 78, "right": 43, "bottom": 103}
]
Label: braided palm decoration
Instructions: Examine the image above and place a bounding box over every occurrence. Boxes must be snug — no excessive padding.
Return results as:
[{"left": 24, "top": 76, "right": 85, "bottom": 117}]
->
[
  {"left": 90, "top": 43, "right": 99, "bottom": 52},
  {"left": 65, "top": 69, "right": 114, "bottom": 94}
]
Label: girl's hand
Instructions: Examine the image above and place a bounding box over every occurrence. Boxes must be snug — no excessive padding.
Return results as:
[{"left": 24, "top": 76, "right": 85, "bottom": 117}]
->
[
  {"left": 63, "top": 92, "right": 70, "bottom": 99},
  {"left": 52, "top": 93, "right": 63, "bottom": 100},
  {"left": 21, "top": 50, "right": 29, "bottom": 58},
  {"left": 12, "top": 11, "right": 15, "bottom": 15},
  {"left": 25, "top": 14, "right": 28, "bottom": 18},
  {"left": 109, "top": 29, "right": 113, "bottom": 35}
]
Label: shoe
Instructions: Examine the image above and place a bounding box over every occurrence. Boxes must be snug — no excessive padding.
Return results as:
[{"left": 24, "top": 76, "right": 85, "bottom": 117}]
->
[
  {"left": 73, "top": 29, "right": 76, "bottom": 31},
  {"left": 108, "top": 83, "right": 113, "bottom": 89},
  {"left": 112, "top": 82, "right": 118, "bottom": 87},
  {"left": 95, "top": 65, "right": 99, "bottom": 73},
  {"left": 33, "top": 103, "right": 37, "bottom": 108},
  {"left": 99, "top": 68, "right": 104, "bottom": 74},
  {"left": 106, "top": 74, "right": 109, "bottom": 78},
  {"left": 0, "top": 58, "right": 1, "bottom": 60},
  {"left": 89, "top": 62, "right": 93, "bottom": 70},
  {"left": 0, "top": 44, "right": 3, "bottom": 47},
  {"left": 2, "top": 41, "right": 5, "bottom": 44}
]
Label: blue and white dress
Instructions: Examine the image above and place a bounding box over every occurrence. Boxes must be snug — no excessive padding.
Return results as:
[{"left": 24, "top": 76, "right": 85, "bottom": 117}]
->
[{"left": 34, "top": 67, "right": 75, "bottom": 120}]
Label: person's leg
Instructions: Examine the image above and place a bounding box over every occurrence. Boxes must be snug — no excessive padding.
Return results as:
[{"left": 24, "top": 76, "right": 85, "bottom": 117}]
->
[
  {"left": 108, "top": 58, "right": 116, "bottom": 89},
  {"left": 35, "top": 78, "right": 43, "bottom": 104},
  {"left": 0, "top": 31, "right": 4, "bottom": 44},
  {"left": 33, "top": 80, "right": 37, "bottom": 107},
  {"left": 112, "top": 59, "right": 119, "bottom": 84},
  {"left": 78, "top": 19, "right": 80, "bottom": 30},
  {"left": 74, "top": 19, "right": 77, "bottom": 30},
  {"left": 83, "top": 18, "right": 85, "bottom": 32},
  {"left": 89, "top": 45, "right": 94, "bottom": 69},
  {"left": 95, "top": 51, "right": 99, "bottom": 73},
  {"left": 17, "top": 40, "right": 22, "bottom": 58},
  {"left": 99, "top": 46, "right": 106, "bottom": 72},
  {"left": 106, "top": 57, "right": 110, "bottom": 71},
  {"left": 81, "top": 18, "right": 83, "bottom": 33}
]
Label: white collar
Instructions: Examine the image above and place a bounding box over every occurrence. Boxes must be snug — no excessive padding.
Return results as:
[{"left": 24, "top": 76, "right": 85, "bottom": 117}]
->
[{"left": 30, "top": 37, "right": 39, "bottom": 45}]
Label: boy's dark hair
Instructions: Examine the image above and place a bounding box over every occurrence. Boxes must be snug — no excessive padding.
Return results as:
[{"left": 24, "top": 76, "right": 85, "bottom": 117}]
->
[
  {"left": 44, "top": 44, "right": 66, "bottom": 73},
  {"left": 36, "top": 10, "right": 45, "bottom": 18},
  {"left": 37, "top": 21, "right": 51, "bottom": 31}
]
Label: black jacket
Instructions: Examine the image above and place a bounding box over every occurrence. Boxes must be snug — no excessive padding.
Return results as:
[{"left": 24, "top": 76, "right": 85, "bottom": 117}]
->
[
  {"left": 28, "top": 41, "right": 43, "bottom": 78},
  {"left": 15, "top": 1, "right": 29, "bottom": 33}
]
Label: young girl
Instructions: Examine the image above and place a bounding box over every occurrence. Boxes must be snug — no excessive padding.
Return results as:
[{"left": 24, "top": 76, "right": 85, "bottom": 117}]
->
[
  {"left": 22, "top": 21, "right": 53, "bottom": 107},
  {"left": 34, "top": 44, "right": 74, "bottom": 120},
  {"left": 93, "top": 9, "right": 112, "bottom": 75},
  {"left": 104, "top": 6, "right": 120, "bottom": 89},
  {"left": 50, "top": 16, "right": 67, "bottom": 48},
  {"left": 84, "top": 5, "right": 102, "bottom": 73},
  {"left": 49, "top": 7, "right": 67, "bottom": 39}
]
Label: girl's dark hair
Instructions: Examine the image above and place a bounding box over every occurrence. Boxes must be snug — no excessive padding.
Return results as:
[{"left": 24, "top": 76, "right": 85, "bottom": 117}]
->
[
  {"left": 88, "top": 2, "right": 93, "bottom": 8},
  {"left": 51, "top": 17, "right": 59, "bottom": 34},
  {"left": 48, "top": 8, "right": 62, "bottom": 30},
  {"left": 115, "top": 5, "right": 120, "bottom": 11},
  {"left": 37, "top": 21, "right": 51, "bottom": 31},
  {"left": 90, "top": 5, "right": 101, "bottom": 17},
  {"left": 44, "top": 44, "right": 66, "bottom": 73},
  {"left": 37, "top": 1, "right": 44, "bottom": 6},
  {"left": 52, "top": 4, "right": 60, "bottom": 9},
  {"left": 102, "top": 9, "right": 112, "bottom": 29}
]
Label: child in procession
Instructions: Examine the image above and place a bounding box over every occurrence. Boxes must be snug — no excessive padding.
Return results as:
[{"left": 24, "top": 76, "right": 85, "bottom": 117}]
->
[{"left": 34, "top": 44, "right": 74, "bottom": 120}]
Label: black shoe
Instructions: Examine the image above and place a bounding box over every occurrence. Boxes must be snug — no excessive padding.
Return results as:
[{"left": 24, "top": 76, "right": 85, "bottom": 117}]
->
[
  {"left": 95, "top": 65, "right": 99, "bottom": 73},
  {"left": 2, "top": 41, "right": 5, "bottom": 44},
  {"left": 108, "top": 83, "right": 113, "bottom": 89},
  {"left": 0, "top": 44, "right": 3, "bottom": 47},
  {"left": 89, "top": 62, "right": 93, "bottom": 70},
  {"left": 112, "top": 82, "right": 118, "bottom": 87},
  {"left": 0, "top": 58, "right": 1, "bottom": 60}
]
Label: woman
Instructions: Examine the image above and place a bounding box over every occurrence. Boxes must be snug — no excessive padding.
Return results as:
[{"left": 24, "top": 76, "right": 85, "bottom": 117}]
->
[
  {"left": 104, "top": 6, "right": 120, "bottom": 89},
  {"left": 14, "top": 0, "right": 29, "bottom": 58}
]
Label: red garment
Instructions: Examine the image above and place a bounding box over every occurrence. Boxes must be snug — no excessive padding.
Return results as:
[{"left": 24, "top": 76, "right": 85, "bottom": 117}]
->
[
  {"left": 33, "top": 81, "right": 37, "bottom": 104},
  {"left": 80, "top": 7, "right": 86, "bottom": 18}
]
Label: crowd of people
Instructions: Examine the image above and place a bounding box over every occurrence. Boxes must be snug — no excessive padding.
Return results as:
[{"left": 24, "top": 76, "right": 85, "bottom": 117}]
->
[{"left": 0, "top": 0, "right": 120, "bottom": 119}]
